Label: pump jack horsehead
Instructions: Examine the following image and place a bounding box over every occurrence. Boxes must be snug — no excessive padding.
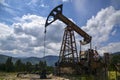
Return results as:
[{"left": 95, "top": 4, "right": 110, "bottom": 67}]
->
[{"left": 45, "top": 4, "right": 91, "bottom": 45}]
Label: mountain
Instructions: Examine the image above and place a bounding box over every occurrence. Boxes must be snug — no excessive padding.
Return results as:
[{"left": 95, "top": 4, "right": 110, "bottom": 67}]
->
[
  {"left": 43, "top": 55, "right": 59, "bottom": 66},
  {"left": 0, "top": 54, "right": 11, "bottom": 63},
  {"left": 110, "top": 52, "right": 120, "bottom": 64},
  {"left": 0, "top": 52, "right": 119, "bottom": 66},
  {"left": 111, "top": 52, "right": 120, "bottom": 56},
  {"left": 0, "top": 54, "right": 59, "bottom": 66}
]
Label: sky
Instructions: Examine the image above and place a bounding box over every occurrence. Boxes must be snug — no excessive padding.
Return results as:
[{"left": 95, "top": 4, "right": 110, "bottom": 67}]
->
[{"left": 0, "top": 0, "right": 120, "bottom": 57}]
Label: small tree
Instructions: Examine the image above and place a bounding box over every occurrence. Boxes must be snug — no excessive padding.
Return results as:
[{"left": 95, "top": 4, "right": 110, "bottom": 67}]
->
[
  {"left": 109, "top": 54, "right": 120, "bottom": 70},
  {"left": 5, "top": 57, "right": 14, "bottom": 72},
  {"left": 39, "top": 60, "right": 47, "bottom": 72},
  {"left": 0, "top": 63, "right": 5, "bottom": 71},
  {"left": 25, "top": 61, "right": 32, "bottom": 72},
  {"left": 15, "top": 59, "right": 25, "bottom": 72}
]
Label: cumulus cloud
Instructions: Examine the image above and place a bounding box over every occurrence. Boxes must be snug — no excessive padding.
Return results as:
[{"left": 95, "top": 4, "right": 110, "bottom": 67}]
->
[
  {"left": 0, "top": 6, "right": 120, "bottom": 57},
  {"left": 0, "top": 23, "right": 12, "bottom": 36},
  {"left": 82, "top": 6, "right": 120, "bottom": 46},
  {"left": 0, "top": 14, "right": 65, "bottom": 57}
]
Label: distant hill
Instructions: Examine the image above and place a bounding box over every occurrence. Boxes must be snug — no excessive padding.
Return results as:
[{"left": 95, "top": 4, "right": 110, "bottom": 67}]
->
[
  {"left": 0, "top": 54, "right": 59, "bottom": 66},
  {"left": 0, "top": 52, "right": 119, "bottom": 66},
  {"left": 110, "top": 52, "right": 120, "bottom": 60},
  {"left": 0, "top": 54, "right": 10, "bottom": 63},
  {"left": 43, "top": 55, "right": 59, "bottom": 66},
  {"left": 111, "top": 52, "right": 120, "bottom": 56},
  {"left": 110, "top": 52, "right": 120, "bottom": 64}
]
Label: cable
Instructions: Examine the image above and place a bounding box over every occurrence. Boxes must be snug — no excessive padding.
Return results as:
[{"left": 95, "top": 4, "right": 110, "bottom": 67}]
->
[{"left": 44, "top": 28, "right": 46, "bottom": 60}]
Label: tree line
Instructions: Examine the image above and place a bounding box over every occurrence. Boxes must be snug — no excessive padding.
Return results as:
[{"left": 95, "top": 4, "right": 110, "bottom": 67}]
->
[
  {"left": 108, "top": 53, "right": 120, "bottom": 71},
  {"left": 0, "top": 54, "right": 119, "bottom": 73},
  {"left": 0, "top": 57, "right": 53, "bottom": 73}
]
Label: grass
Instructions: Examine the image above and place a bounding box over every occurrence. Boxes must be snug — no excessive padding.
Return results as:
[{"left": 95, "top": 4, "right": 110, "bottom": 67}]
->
[
  {"left": 59, "top": 74, "right": 95, "bottom": 80},
  {"left": 0, "top": 78, "right": 4, "bottom": 80},
  {"left": 0, "top": 72, "right": 20, "bottom": 80}
]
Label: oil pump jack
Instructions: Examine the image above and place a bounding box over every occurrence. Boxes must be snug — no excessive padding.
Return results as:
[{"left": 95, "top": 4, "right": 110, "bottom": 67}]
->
[{"left": 45, "top": 4, "right": 107, "bottom": 76}]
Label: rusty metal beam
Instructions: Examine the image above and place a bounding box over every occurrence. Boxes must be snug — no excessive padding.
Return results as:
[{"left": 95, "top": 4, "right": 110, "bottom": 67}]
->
[{"left": 45, "top": 4, "right": 91, "bottom": 45}]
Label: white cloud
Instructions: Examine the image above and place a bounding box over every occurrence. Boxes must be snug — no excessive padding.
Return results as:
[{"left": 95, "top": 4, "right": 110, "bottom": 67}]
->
[
  {"left": 47, "top": 43, "right": 61, "bottom": 50},
  {"left": 0, "top": 14, "right": 65, "bottom": 57},
  {"left": 40, "top": 4, "right": 49, "bottom": 8},
  {"left": 0, "top": 23, "right": 13, "bottom": 36},
  {"left": 82, "top": 6, "right": 120, "bottom": 46},
  {"left": 0, "top": 5, "right": 120, "bottom": 57},
  {"left": 62, "top": 0, "right": 70, "bottom": 2}
]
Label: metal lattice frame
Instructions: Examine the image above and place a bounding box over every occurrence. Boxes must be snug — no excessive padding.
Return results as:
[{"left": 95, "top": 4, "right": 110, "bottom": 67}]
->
[{"left": 59, "top": 26, "right": 78, "bottom": 63}]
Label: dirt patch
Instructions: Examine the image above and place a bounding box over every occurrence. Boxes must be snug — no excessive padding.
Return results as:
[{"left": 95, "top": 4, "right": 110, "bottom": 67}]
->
[{"left": 0, "top": 72, "right": 69, "bottom": 80}]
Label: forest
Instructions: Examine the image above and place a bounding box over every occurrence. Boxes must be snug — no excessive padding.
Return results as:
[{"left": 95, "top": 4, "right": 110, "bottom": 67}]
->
[
  {"left": 0, "top": 57, "right": 53, "bottom": 73},
  {"left": 0, "top": 53, "right": 119, "bottom": 73}
]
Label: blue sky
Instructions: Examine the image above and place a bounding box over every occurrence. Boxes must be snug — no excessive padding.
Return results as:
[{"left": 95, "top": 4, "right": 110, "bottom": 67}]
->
[{"left": 0, "top": 0, "right": 120, "bottom": 57}]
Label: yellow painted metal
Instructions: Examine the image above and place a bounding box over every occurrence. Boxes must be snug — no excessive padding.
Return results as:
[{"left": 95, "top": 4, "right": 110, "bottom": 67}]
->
[{"left": 108, "top": 71, "right": 117, "bottom": 80}]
